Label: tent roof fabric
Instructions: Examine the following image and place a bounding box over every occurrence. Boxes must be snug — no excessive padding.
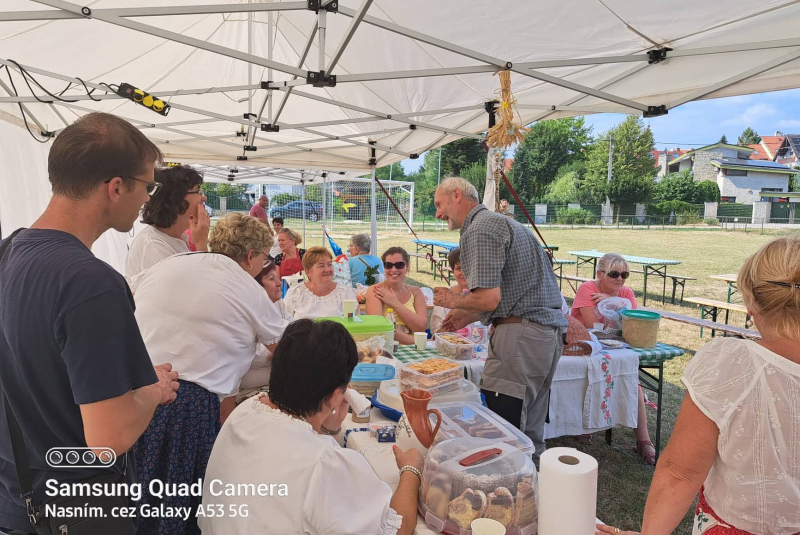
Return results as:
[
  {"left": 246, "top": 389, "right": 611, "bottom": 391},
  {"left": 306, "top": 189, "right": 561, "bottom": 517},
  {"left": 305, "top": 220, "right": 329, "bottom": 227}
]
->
[{"left": 2, "top": 1, "right": 800, "bottom": 172}]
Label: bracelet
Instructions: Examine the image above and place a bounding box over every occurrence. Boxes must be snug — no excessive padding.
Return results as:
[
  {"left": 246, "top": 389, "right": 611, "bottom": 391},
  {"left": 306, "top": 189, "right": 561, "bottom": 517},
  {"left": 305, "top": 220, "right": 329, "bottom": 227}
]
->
[
  {"left": 399, "top": 465, "right": 422, "bottom": 481},
  {"left": 320, "top": 424, "right": 341, "bottom": 435}
]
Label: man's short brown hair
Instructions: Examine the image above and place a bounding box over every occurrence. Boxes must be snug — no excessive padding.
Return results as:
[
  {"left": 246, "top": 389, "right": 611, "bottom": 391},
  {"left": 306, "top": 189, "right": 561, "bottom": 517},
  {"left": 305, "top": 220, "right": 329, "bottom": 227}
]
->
[{"left": 48, "top": 112, "right": 163, "bottom": 199}]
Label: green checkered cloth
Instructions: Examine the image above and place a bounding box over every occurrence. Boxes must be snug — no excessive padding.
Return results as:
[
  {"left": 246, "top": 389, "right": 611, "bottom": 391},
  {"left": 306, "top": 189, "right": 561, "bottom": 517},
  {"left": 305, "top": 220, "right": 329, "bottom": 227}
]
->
[
  {"left": 630, "top": 343, "right": 684, "bottom": 366},
  {"left": 394, "top": 343, "right": 684, "bottom": 368}
]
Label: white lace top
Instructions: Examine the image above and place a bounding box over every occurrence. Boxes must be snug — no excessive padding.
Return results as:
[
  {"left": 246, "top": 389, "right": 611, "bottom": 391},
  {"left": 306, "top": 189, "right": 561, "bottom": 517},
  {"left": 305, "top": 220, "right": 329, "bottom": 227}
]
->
[
  {"left": 682, "top": 338, "right": 800, "bottom": 534},
  {"left": 284, "top": 282, "right": 356, "bottom": 319},
  {"left": 199, "top": 396, "right": 403, "bottom": 535}
]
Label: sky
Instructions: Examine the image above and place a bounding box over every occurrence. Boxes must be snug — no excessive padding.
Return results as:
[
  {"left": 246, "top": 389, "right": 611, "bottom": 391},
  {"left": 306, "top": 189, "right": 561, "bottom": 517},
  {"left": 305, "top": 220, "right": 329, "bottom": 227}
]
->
[{"left": 399, "top": 87, "right": 800, "bottom": 174}]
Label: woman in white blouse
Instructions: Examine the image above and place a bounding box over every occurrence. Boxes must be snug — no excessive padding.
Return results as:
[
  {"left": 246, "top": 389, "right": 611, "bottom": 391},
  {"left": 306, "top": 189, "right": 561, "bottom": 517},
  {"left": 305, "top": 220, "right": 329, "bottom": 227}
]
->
[
  {"left": 637, "top": 236, "right": 800, "bottom": 535},
  {"left": 284, "top": 246, "right": 357, "bottom": 319},
  {"left": 200, "top": 319, "right": 425, "bottom": 535},
  {"left": 239, "top": 259, "right": 294, "bottom": 399},
  {"left": 126, "top": 164, "right": 210, "bottom": 290},
  {"left": 133, "top": 212, "right": 288, "bottom": 535}
]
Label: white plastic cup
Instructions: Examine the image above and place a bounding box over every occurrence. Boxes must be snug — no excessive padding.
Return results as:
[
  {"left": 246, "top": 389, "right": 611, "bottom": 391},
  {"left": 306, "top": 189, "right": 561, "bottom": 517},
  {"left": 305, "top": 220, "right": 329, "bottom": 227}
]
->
[
  {"left": 593, "top": 322, "right": 605, "bottom": 331},
  {"left": 471, "top": 518, "right": 506, "bottom": 535},
  {"left": 342, "top": 299, "right": 357, "bottom": 317},
  {"left": 414, "top": 332, "right": 427, "bottom": 350}
]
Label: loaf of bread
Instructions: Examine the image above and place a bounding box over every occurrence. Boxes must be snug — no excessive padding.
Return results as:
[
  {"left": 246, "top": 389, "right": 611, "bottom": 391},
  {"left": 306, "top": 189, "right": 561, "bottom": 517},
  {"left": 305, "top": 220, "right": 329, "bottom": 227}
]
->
[
  {"left": 447, "top": 489, "right": 487, "bottom": 530},
  {"left": 484, "top": 487, "right": 515, "bottom": 527},
  {"left": 514, "top": 481, "right": 537, "bottom": 527}
]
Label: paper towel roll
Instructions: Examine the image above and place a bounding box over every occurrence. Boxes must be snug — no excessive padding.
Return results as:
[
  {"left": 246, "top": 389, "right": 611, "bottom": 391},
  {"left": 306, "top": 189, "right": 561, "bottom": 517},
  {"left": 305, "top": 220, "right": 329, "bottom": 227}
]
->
[{"left": 537, "top": 447, "right": 598, "bottom": 535}]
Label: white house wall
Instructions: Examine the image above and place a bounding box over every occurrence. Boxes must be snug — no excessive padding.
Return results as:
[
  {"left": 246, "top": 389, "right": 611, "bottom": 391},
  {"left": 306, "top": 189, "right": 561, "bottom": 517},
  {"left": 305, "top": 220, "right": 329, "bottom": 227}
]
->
[{"left": 716, "top": 170, "right": 790, "bottom": 203}]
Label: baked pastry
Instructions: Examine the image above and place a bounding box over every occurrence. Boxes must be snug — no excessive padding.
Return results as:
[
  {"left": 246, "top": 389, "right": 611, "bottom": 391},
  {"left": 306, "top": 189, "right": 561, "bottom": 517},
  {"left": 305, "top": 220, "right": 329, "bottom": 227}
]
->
[
  {"left": 447, "top": 489, "right": 487, "bottom": 530},
  {"left": 406, "top": 358, "right": 459, "bottom": 375},
  {"left": 514, "top": 481, "right": 537, "bottom": 527},
  {"left": 484, "top": 487, "right": 515, "bottom": 527},
  {"left": 425, "top": 473, "right": 452, "bottom": 519}
]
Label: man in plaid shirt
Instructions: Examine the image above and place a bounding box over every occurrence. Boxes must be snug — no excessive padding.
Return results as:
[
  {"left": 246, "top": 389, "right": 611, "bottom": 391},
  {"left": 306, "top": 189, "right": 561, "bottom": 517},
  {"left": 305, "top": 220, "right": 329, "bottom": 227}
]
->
[{"left": 433, "top": 177, "right": 566, "bottom": 464}]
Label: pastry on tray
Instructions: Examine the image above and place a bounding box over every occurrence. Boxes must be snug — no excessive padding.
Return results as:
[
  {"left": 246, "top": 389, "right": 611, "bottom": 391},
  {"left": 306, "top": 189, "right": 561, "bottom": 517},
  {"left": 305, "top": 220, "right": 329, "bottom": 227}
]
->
[
  {"left": 425, "top": 473, "right": 452, "bottom": 519},
  {"left": 484, "top": 487, "right": 515, "bottom": 527},
  {"left": 513, "top": 481, "right": 537, "bottom": 527},
  {"left": 447, "top": 489, "right": 487, "bottom": 530},
  {"left": 406, "top": 358, "right": 459, "bottom": 375}
]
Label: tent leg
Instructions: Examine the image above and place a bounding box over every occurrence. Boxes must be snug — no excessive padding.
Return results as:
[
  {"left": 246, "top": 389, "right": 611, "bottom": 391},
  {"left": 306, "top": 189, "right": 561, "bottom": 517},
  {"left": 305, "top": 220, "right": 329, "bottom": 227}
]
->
[{"left": 371, "top": 165, "right": 378, "bottom": 255}]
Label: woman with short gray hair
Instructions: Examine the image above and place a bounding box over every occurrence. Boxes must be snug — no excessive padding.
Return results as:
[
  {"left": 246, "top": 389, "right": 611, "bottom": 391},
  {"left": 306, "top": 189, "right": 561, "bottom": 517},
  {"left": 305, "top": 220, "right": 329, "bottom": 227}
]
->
[{"left": 348, "top": 233, "right": 384, "bottom": 286}]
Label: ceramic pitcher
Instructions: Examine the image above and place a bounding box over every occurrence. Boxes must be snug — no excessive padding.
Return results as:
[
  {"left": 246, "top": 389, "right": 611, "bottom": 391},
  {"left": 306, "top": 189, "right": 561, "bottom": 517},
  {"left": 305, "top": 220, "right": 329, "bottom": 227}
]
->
[{"left": 399, "top": 389, "right": 442, "bottom": 449}]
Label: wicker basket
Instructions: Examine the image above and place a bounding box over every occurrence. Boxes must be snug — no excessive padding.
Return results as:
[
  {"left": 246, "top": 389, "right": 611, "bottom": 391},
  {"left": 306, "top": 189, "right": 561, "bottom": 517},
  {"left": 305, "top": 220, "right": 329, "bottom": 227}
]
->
[{"left": 563, "top": 315, "right": 593, "bottom": 356}]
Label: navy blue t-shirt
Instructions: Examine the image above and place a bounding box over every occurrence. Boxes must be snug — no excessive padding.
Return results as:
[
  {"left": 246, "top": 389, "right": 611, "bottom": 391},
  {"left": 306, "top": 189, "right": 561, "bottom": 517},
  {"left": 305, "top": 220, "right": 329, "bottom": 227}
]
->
[{"left": 0, "top": 229, "right": 157, "bottom": 532}]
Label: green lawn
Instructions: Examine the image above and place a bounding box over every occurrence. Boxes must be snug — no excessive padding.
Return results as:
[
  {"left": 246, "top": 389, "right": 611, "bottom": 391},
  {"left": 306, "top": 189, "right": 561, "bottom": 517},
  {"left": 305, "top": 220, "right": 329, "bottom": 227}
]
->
[{"left": 269, "top": 219, "right": 787, "bottom": 533}]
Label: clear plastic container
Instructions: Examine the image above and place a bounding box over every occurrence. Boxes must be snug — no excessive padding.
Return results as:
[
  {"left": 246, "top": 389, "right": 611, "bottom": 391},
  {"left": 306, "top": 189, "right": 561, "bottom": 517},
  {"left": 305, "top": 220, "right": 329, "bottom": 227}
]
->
[
  {"left": 430, "top": 401, "right": 534, "bottom": 457},
  {"left": 620, "top": 309, "right": 661, "bottom": 348},
  {"left": 400, "top": 358, "right": 464, "bottom": 394},
  {"left": 377, "top": 379, "right": 482, "bottom": 413},
  {"left": 436, "top": 333, "right": 475, "bottom": 361},
  {"left": 420, "top": 438, "right": 538, "bottom": 535}
]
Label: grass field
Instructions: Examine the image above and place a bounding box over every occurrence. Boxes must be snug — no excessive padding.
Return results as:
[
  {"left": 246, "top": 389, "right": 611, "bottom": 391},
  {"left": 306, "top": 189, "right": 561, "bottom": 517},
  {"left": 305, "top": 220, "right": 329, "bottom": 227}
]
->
[{"left": 275, "top": 220, "right": 788, "bottom": 533}]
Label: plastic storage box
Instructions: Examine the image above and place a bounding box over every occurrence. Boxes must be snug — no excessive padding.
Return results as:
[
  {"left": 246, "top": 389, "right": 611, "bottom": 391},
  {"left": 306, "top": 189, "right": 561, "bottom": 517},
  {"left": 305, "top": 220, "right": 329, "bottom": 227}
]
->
[
  {"left": 619, "top": 309, "right": 661, "bottom": 348},
  {"left": 429, "top": 401, "right": 535, "bottom": 456},
  {"left": 420, "top": 438, "right": 538, "bottom": 535},
  {"left": 400, "top": 358, "right": 464, "bottom": 396},
  {"left": 377, "top": 379, "right": 482, "bottom": 415},
  {"left": 350, "top": 363, "right": 396, "bottom": 397},
  {"left": 435, "top": 333, "right": 475, "bottom": 361},
  {"left": 316, "top": 315, "right": 395, "bottom": 349}
]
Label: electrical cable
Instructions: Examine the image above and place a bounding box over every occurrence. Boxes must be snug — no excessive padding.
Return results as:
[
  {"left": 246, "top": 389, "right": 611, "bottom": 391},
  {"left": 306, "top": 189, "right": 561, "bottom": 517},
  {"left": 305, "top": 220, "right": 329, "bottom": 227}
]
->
[{"left": 1, "top": 65, "right": 51, "bottom": 143}]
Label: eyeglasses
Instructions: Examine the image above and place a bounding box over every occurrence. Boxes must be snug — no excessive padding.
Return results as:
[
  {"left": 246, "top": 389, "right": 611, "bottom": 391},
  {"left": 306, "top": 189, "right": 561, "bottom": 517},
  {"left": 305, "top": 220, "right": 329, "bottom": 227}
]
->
[
  {"left": 767, "top": 280, "right": 800, "bottom": 289},
  {"left": 384, "top": 261, "right": 407, "bottom": 270},
  {"left": 186, "top": 190, "right": 204, "bottom": 196},
  {"left": 105, "top": 176, "right": 162, "bottom": 196},
  {"left": 599, "top": 270, "right": 630, "bottom": 280}
]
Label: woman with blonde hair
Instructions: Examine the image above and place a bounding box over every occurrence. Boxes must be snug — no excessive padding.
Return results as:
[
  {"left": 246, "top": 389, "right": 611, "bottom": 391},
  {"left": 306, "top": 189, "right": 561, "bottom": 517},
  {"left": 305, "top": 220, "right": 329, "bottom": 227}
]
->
[
  {"left": 284, "top": 246, "right": 356, "bottom": 319},
  {"left": 132, "top": 212, "right": 288, "bottom": 535},
  {"left": 633, "top": 236, "right": 800, "bottom": 535},
  {"left": 274, "top": 227, "right": 306, "bottom": 278}
]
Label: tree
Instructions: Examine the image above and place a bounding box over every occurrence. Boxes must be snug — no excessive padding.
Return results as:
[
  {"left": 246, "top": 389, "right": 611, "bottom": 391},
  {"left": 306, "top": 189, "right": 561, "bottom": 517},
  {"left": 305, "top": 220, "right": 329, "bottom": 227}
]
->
[
  {"left": 719, "top": 134, "right": 728, "bottom": 144},
  {"left": 584, "top": 116, "right": 656, "bottom": 208},
  {"left": 201, "top": 182, "right": 248, "bottom": 198},
  {"left": 375, "top": 162, "right": 405, "bottom": 181},
  {"left": 438, "top": 138, "right": 487, "bottom": 177},
  {"left": 511, "top": 117, "right": 592, "bottom": 202},
  {"left": 653, "top": 170, "right": 695, "bottom": 203},
  {"left": 693, "top": 180, "right": 721, "bottom": 203},
  {"left": 737, "top": 127, "right": 761, "bottom": 146},
  {"left": 544, "top": 160, "right": 595, "bottom": 204}
]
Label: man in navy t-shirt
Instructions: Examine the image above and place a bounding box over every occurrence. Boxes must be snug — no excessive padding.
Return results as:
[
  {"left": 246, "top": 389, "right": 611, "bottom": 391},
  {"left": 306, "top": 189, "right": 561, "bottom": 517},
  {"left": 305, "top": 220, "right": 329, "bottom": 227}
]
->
[{"left": 0, "top": 113, "right": 179, "bottom": 534}]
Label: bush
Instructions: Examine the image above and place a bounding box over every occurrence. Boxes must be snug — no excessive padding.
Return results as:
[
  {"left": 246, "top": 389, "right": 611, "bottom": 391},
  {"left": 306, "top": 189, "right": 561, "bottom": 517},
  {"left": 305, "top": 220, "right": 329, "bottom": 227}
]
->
[
  {"left": 271, "top": 193, "right": 301, "bottom": 206},
  {"left": 675, "top": 213, "right": 703, "bottom": 225},
  {"left": 647, "top": 200, "right": 699, "bottom": 217},
  {"left": 693, "top": 180, "right": 721, "bottom": 203},
  {"left": 705, "top": 217, "right": 720, "bottom": 226},
  {"left": 556, "top": 207, "right": 597, "bottom": 225}
]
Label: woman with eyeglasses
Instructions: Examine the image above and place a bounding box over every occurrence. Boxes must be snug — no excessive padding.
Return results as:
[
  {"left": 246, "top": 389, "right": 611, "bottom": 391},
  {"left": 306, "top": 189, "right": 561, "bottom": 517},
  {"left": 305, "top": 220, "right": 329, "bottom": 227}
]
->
[
  {"left": 126, "top": 165, "right": 211, "bottom": 291},
  {"left": 284, "top": 246, "right": 357, "bottom": 319},
  {"left": 570, "top": 252, "right": 656, "bottom": 464},
  {"left": 366, "top": 247, "right": 428, "bottom": 345}
]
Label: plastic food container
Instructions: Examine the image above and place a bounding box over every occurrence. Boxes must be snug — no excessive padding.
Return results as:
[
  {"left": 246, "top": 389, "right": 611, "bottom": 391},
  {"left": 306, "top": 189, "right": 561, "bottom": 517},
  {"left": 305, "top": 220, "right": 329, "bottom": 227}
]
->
[
  {"left": 430, "top": 401, "right": 534, "bottom": 456},
  {"left": 350, "top": 363, "right": 395, "bottom": 397},
  {"left": 420, "top": 438, "right": 538, "bottom": 535},
  {"left": 316, "top": 315, "right": 395, "bottom": 349},
  {"left": 400, "top": 358, "right": 464, "bottom": 395},
  {"left": 378, "top": 379, "right": 482, "bottom": 415},
  {"left": 436, "top": 333, "right": 475, "bottom": 361},
  {"left": 619, "top": 309, "right": 661, "bottom": 348}
]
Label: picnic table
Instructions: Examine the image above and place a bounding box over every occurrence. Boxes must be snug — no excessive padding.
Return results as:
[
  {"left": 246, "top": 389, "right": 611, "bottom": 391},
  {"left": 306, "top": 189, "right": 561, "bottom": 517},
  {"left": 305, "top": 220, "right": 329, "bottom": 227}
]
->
[
  {"left": 568, "top": 251, "right": 682, "bottom": 306},
  {"left": 394, "top": 341, "right": 683, "bottom": 461},
  {"left": 709, "top": 273, "right": 738, "bottom": 303}
]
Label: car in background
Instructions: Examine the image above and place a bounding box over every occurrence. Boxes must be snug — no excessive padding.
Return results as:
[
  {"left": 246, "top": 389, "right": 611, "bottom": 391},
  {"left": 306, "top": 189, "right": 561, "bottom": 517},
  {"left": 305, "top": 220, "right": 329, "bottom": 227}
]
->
[{"left": 271, "top": 200, "right": 323, "bottom": 221}]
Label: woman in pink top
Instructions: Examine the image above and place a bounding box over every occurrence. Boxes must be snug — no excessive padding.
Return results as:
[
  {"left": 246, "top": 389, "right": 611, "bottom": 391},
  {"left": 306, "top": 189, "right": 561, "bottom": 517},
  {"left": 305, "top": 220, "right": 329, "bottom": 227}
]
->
[{"left": 570, "top": 253, "right": 655, "bottom": 465}]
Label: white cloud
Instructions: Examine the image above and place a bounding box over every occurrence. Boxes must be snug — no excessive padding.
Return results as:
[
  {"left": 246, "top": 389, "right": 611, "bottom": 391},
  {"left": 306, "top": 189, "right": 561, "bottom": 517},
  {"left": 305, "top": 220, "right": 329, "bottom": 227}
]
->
[
  {"left": 721, "top": 103, "right": 777, "bottom": 126},
  {"left": 776, "top": 119, "right": 800, "bottom": 130}
]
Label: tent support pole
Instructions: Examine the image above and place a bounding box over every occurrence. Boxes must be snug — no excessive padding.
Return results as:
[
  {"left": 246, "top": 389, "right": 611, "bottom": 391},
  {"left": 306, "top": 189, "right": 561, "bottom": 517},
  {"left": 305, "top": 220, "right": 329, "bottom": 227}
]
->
[
  {"left": 370, "top": 164, "right": 378, "bottom": 256},
  {"left": 302, "top": 179, "right": 307, "bottom": 246},
  {"left": 322, "top": 174, "right": 327, "bottom": 246}
]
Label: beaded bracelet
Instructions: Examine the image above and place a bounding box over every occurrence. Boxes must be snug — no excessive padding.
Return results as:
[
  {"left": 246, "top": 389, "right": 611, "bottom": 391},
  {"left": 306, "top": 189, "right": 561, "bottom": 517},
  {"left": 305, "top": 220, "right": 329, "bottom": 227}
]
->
[{"left": 399, "top": 465, "right": 422, "bottom": 481}]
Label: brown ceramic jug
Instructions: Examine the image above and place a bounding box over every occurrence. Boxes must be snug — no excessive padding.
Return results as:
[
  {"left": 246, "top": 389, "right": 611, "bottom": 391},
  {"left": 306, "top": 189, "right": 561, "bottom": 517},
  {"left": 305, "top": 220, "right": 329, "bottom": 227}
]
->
[{"left": 400, "top": 389, "right": 442, "bottom": 449}]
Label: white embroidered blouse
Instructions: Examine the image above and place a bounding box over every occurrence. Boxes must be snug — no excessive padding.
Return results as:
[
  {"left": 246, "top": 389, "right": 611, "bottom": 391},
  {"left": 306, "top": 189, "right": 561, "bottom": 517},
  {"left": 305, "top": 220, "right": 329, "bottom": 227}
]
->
[
  {"left": 284, "top": 282, "right": 356, "bottom": 319},
  {"left": 682, "top": 337, "right": 800, "bottom": 534}
]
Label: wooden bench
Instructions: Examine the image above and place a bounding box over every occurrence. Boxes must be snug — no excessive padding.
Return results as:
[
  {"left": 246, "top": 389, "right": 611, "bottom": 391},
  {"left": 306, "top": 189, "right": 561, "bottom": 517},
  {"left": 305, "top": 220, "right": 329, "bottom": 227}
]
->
[
  {"left": 683, "top": 297, "right": 751, "bottom": 337},
  {"left": 559, "top": 274, "right": 592, "bottom": 291},
  {"left": 641, "top": 307, "right": 761, "bottom": 340}
]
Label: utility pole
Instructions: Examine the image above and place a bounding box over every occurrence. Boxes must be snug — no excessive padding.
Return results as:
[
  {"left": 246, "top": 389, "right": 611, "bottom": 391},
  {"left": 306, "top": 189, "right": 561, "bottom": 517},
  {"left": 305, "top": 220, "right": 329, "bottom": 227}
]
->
[{"left": 605, "top": 136, "right": 614, "bottom": 224}]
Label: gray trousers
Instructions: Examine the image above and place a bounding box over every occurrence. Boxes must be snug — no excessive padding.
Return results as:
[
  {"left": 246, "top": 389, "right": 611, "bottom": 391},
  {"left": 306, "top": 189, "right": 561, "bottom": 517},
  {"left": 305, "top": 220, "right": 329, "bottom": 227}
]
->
[{"left": 480, "top": 320, "right": 563, "bottom": 465}]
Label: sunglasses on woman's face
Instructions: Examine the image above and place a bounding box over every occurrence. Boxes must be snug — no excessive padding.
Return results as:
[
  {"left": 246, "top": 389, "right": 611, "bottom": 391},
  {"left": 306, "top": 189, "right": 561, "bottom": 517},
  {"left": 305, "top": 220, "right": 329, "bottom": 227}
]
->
[
  {"left": 384, "top": 261, "right": 406, "bottom": 270},
  {"left": 600, "top": 270, "right": 630, "bottom": 280}
]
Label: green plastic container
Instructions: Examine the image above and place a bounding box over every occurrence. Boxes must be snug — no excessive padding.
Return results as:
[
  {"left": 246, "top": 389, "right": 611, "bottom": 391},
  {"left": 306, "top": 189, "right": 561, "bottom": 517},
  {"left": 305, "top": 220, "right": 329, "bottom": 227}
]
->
[
  {"left": 619, "top": 309, "right": 661, "bottom": 348},
  {"left": 316, "top": 315, "right": 395, "bottom": 348}
]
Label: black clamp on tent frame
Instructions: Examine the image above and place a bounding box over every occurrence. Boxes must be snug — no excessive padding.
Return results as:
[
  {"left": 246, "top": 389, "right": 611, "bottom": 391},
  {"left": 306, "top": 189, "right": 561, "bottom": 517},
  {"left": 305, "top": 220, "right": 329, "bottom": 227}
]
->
[
  {"left": 647, "top": 48, "right": 672, "bottom": 64},
  {"left": 261, "top": 123, "right": 280, "bottom": 132},
  {"left": 485, "top": 100, "right": 499, "bottom": 128},
  {"left": 307, "top": 0, "right": 338, "bottom": 13},
  {"left": 643, "top": 105, "right": 668, "bottom": 118},
  {"left": 243, "top": 145, "right": 258, "bottom": 151},
  {"left": 307, "top": 71, "right": 336, "bottom": 87},
  {"left": 368, "top": 141, "right": 377, "bottom": 166},
  {"left": 237, "top": 156, "right": 248, "bottom": 161}
]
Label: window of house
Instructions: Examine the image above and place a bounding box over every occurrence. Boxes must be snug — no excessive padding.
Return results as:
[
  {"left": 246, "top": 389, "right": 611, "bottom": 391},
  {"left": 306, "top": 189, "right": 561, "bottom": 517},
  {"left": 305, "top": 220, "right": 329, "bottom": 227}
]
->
[
  {"left": 724, "top": 168, "right": 747, "bottom": 176},
  {"left": 762, "top": 188, "right": 784, "bottom": 192},
  {"left": 720, "top": 196, "right": 737, "bottom": 203}
]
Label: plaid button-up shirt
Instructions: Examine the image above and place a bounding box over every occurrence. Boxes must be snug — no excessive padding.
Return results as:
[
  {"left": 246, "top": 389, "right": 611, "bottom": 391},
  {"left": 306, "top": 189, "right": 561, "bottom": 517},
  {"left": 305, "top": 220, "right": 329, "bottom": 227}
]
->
[{"left": 459, "top": 204, "right": 567, "bottom": 331}]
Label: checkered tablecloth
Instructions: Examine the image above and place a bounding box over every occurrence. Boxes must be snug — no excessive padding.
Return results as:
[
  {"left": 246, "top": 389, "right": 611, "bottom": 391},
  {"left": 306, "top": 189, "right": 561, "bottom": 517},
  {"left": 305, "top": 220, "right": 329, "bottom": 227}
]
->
[{"left": 630, "top": 343, "right": 684, "bottom": 366}]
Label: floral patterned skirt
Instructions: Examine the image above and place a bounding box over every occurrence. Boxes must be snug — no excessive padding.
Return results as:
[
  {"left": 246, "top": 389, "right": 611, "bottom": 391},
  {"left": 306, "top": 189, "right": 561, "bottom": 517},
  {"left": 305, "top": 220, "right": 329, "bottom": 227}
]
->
[{"left": 134, "top": 380, "right": 221, "bottom": 535}]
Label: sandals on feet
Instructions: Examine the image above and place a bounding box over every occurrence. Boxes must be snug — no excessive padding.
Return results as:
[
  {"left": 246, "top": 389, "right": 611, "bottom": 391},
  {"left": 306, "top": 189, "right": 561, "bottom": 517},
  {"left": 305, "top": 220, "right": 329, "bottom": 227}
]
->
[
  {"left": 576, "top": 433, "right": 594, "bottom": 445},
  {"left": 635, "top": 440, "right": 656, "bottom": 465}
]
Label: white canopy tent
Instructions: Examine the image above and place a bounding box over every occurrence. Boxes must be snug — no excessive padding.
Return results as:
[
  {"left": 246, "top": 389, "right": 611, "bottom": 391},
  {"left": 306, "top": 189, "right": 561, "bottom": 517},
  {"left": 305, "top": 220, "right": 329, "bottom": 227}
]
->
[{"left": 3, "top": 0, "right": 800, "bottom": 267}]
